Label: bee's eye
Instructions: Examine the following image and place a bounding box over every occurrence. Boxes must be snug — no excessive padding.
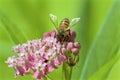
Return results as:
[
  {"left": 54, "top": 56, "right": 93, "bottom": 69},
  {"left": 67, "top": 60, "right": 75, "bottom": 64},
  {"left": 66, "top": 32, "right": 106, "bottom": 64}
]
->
[
  {"left": 59, "top": 34, "right": 64, "bottom": 38},
  {"left": 61, "top": 34, "right": 64, "bottom": 37}
]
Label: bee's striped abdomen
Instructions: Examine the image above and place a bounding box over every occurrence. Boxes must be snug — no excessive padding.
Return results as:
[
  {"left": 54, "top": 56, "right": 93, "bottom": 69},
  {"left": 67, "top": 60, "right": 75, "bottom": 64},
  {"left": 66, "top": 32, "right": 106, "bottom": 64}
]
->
[{"left": 59, "top": 18, "right": 70, "bottom": 29}]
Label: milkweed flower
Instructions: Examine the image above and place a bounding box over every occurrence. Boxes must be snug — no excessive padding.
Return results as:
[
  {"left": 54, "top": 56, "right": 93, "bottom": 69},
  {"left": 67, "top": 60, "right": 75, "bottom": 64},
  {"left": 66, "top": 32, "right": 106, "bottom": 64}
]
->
[{"left": 6, "top": 30, "right": 80, "bottom": 80}]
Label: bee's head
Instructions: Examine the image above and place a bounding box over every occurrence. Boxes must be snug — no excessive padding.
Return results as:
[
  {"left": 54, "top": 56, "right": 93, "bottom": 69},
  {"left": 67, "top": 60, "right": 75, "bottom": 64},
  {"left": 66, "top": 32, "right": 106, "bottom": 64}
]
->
[{"left": 57, "top": 29, "right": 65, "bottom": 38}]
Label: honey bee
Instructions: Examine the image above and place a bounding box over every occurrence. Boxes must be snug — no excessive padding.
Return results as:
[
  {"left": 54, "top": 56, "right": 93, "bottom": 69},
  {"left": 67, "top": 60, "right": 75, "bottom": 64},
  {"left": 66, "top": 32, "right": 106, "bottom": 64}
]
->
[{"left": 50, "top": 14, "right": 80, "bottom": 41}]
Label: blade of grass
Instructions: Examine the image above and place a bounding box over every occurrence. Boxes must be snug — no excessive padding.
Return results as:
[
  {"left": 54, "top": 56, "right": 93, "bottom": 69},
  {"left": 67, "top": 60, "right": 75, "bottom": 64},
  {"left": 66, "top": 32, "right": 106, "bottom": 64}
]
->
[
  {"left": 0, "top": 10, "right": 26, "bottom": 44},
  {"left": 79, "top": 0, "right": 120, "bottom": 79},
  {"left": 106, "top": 49, "right": 120, "bottom": 80},
  {"left": 88, "top": 48, "right": 120, "bottom": 80}
]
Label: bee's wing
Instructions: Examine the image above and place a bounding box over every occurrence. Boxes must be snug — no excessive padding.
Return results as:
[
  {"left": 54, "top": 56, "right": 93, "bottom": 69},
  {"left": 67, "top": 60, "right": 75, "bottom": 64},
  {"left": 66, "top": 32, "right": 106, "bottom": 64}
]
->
[
  {"left": 67, "top": 18, "right": 80, "bottom": 30},
  {"left": 50, "top": 14, "right": 58, "bottom": 29}
]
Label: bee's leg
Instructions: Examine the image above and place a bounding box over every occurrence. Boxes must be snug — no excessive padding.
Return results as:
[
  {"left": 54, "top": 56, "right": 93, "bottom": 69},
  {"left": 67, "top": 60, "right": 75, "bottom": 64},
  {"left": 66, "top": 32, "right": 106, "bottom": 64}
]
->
[
  {"left": 66, "top": 29, "right": 70, "bottom": 33},
  {"left": 68, "top": 29, "right": 71, "bottom": 36},
  {"left": 66, "top": 29, "right": 71, "bottom": 38},
  {"left": 66, "top": 29, "right": 71, "bottom": 42},
  {"left": 62, "top": 38, "right": 65, "bottom": 43}
]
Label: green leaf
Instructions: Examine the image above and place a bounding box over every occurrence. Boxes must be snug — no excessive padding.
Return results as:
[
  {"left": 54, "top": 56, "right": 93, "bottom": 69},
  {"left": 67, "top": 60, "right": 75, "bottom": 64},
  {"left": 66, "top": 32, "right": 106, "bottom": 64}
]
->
[
  {"left": 88, "top": 49, "right": 120, "bottom": 80},
  {"left": 79, "top": 0, "right": 120, "bottom": 79},
  {"left": 106, "top": 49, "right": 120, "bottom": 80},
  {"left": 0, "top": 11, "right": 26, "bottom": 44}
]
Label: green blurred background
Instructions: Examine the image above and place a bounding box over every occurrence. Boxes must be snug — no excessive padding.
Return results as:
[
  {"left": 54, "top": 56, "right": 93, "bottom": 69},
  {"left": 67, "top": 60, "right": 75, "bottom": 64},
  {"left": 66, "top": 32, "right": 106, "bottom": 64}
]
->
[{"left": 0, "top": 0, "right": 120, "bottom": 80}]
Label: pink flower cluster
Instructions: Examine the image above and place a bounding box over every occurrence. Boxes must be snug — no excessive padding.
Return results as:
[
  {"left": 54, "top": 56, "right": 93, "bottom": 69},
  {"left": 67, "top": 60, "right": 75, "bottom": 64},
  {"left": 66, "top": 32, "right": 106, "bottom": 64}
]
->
[{"left": 6, "top": 30, "right": 80, "bottom": 80}]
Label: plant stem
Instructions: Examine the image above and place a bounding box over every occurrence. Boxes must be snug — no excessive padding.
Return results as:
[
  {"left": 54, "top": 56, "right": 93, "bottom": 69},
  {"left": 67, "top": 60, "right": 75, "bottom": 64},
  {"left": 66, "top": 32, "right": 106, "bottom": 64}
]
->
[
  {"left": 69, "top": 67, "right": 73, "bottom": 80},
  {"left": 62, "top": 62, "right": 73, "bottom": 80},
  {"left": 63, "top": 63, "right": 67, "bottom": 80},
  {"left": 43, "top": 77, "right": 47, "bottom": 80},
  {"left": 47, "top": 75, "right": 53, "bottom": 80},
  {"left": 62, "top": 63, "right": 64, "bottom": 80},
  {"left": 62, "top": 62, "right": 69, "bottom": 80}
]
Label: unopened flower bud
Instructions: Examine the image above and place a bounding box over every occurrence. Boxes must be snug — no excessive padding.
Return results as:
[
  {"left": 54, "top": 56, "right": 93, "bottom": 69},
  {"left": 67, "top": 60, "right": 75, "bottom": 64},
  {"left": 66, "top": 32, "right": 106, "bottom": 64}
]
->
[
  {"left": 70, "top": 30, "right": 76, "bottom": 41},
  {"left": 71, "top": 48, "right": 79, "bottom": 55},
  {"left": 50, "top": 30, "right": 56, "bottom": 37},
  {"left": 67, "top": 42, "right": 73, "bottom": 50},
  {"left": 59, "top": 55, "right": 66, "bottom": 62},
  {"left": 43, "top": 32, "right": 50, "bottom": 38},
  {"left": 74, "top": 42, "right": 80, "bottom": 48},
  {"left": 62, "top": 48, "right": 67, "bottom": 54}
]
